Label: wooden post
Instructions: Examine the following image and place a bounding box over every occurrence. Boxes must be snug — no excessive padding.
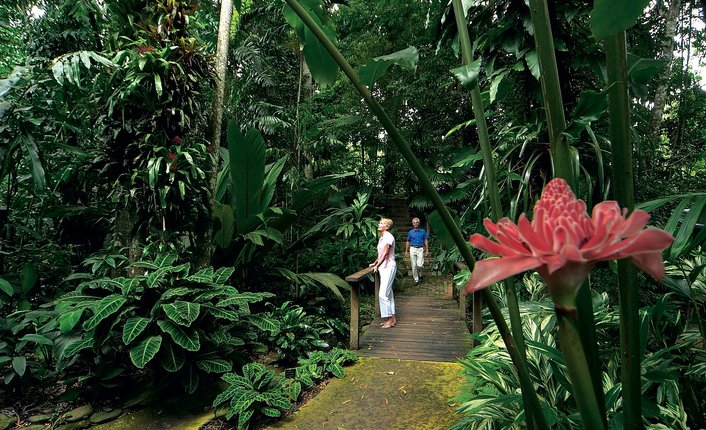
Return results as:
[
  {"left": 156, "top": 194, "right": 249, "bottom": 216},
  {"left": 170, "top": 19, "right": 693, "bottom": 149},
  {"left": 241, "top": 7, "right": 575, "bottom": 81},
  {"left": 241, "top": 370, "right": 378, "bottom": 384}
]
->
[
  {"left": 374, "top": 271, "right": 380, "bottom": 318},
  {"left": 349, "top": 283, "right": 360, "bottom": 350},
  {"left": 345, "top": 266, "right": 375, "bottom": 351}
]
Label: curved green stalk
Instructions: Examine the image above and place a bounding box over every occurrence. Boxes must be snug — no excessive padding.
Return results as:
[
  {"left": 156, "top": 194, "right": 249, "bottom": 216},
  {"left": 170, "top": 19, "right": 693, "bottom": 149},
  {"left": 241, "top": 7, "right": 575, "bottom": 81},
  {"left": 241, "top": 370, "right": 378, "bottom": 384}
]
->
[
  {"left": 451, "top": 2, "right": 536, "bottom": 428},
  {"left": 606, "top": 31, "right": 642, "bottom": 430},
  {"left": 282, "top": 2, "right": 546, "bottom": 427}
]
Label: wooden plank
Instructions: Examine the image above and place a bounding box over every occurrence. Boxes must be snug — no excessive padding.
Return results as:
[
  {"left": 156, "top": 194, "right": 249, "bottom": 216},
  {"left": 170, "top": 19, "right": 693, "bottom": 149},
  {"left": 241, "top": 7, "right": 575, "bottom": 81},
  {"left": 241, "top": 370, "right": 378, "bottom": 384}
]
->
[{"left": 345, "top": 266, "right": 374, "bottom": 283}]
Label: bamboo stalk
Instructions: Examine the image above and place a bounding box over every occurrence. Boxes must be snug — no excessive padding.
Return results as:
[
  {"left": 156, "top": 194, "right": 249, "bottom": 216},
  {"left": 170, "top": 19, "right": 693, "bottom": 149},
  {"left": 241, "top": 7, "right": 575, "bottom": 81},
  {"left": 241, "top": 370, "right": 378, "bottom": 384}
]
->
[{"left": 282, "top": 3, "right": 546, "bottom": 428}]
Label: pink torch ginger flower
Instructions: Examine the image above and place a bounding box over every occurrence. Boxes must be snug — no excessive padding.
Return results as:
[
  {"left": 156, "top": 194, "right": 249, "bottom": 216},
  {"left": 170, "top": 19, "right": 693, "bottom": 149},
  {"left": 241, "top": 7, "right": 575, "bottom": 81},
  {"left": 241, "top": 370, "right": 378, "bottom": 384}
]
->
[{"left": 468, "top": 179, "right": 674, "bottom": 307}]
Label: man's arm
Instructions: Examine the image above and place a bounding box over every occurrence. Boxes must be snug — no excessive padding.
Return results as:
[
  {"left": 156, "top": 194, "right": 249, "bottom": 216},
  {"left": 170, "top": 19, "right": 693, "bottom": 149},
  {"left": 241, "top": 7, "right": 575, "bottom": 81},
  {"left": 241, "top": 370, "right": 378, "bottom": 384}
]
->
[
  {"left": 424, "top": 231, "right": 429, "bottom": 256},
  {"left": 404, "top": 240, "right": 410, "bottom": 256}
]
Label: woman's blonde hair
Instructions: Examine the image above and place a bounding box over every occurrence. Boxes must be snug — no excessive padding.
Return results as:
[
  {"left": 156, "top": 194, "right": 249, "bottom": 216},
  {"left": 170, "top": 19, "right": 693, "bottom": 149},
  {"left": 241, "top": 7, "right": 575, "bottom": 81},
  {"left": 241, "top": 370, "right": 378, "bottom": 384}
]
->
[{"left": 379, "top": 218, "right": 393, "bottom": 228}]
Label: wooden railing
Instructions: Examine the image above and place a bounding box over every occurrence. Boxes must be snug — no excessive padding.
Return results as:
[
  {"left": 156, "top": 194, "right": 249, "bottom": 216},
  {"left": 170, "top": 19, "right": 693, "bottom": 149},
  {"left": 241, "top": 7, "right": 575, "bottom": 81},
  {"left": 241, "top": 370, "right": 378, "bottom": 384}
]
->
[
  {"left": 345, "top": 263, "right": 481, "bottom": 350},
  {"left": 344, "top": 267, "right": 379, "bottom": 350}
]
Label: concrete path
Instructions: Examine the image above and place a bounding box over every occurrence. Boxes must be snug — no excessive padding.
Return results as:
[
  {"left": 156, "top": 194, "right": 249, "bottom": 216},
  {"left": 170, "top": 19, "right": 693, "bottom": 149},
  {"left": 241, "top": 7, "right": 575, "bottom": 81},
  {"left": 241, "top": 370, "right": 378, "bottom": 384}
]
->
[{"left": 266, "top": 357, "right": 465, "bottom": 430}]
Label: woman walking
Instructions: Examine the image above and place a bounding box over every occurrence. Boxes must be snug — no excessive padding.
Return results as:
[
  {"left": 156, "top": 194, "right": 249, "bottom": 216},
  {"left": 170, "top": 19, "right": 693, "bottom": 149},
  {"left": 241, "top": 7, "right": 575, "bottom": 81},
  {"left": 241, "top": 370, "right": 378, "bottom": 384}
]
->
[{"left": 369, "top": 218, "right": 397, "bottom": 328}]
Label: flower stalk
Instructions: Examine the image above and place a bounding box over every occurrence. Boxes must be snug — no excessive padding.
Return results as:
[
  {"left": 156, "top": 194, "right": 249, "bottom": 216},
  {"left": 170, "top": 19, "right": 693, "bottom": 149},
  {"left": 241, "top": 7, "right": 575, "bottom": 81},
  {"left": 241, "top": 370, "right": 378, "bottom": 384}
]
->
[{"left": 556, "top": 305, "right": 607, "bottom": 430}]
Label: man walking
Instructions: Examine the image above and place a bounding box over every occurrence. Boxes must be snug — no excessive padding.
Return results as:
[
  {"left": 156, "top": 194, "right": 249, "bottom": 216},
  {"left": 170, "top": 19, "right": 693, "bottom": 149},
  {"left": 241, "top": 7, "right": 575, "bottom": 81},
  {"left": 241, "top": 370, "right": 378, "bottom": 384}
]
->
[{"left": 404, "top": 217, "right": 429, "bottom": 285}]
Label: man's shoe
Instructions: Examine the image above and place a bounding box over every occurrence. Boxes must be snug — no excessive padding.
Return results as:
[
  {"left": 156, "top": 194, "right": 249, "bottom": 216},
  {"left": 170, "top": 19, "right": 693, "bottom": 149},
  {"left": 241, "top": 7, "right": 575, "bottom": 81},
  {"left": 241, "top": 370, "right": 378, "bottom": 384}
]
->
[{"left": 414, "top": 280, "right": 419, "bottom": 285}]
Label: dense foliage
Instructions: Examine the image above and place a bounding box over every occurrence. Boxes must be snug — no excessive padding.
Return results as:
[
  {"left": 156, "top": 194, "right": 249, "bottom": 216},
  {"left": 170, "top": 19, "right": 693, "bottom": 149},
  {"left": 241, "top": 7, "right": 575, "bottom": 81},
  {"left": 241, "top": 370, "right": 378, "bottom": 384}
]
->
[{"left": 2, "top": 0, "right": 706, "bottom": 428}]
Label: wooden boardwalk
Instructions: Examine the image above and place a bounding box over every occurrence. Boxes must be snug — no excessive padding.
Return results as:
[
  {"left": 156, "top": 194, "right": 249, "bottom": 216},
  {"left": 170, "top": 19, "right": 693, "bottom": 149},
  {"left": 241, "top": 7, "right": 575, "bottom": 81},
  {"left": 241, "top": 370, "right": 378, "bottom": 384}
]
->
[{"left": 358, "top": 285, "right": 472, "bottom": 362}]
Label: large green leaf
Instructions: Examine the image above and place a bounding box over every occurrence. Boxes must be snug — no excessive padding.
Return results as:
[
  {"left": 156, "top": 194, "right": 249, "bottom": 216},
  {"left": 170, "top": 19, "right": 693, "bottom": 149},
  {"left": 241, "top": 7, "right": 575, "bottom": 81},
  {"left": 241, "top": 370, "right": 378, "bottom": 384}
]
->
[
  {"left": 0, "top": 277, "right": 13, "bottom": 297},
  {"left": 245, "top": 314, "right": 280, "bottom": 333},
  {"left": 213, "top": 204, "right": 235, "bottom": 248},
  {"left": 19, "top": 334, "right": 53, "bottom": 346},
  {"left": 291, "top": 173, "right": 353, "bottom": 211},
  {"left": 450, "top": 59, "right": 482, "bottom": 91},
  {"left": 59, "top": 308, "right": 84, "bottom": 333},
  {"left": 157, "top": 320, "right": 201, "bottom": 351},
  {"left": 122, "top": 317, "right": 150, "bottom": 345},
  {"left": 590, "top": 0, "right": 650, "bottom": 41},
  {"left": 187, "top": 267, "right": 214, "bottom": 284},
  {"left": 283, "top": 0, "right": 339, "bottom": 88},
  {"left": 61, "top": 335, "right": 94, "bottom": 358},
  {"left": 129, "top": 336, "right": 162, "bottom": 369},
  {"left": 427, "top": 209, "right": 461, "bottom": 250},
  {"left": 359, "top": 46, "right": 419, "bottom": 88},
  {"left": 19, "top": 264, "right": 38, "bottom": 295},
  {"left": 228, "top": 122, "right": 264, "bottom": 234},
  {"left": 159, "top": 342, "right": 185, "bottom": 372},
  {"left": 217, "top": 292, "right": 273, "bottom": 307},
  {"left": 12, "top": 356, "right": 26, "bottom": 377},
  {"left": 82, "top": 295, "right": 127, "bottom": 331},
  {"left": 163, "top": 301, "right": 201, "bottom": 327},
  {"left": 213, "top": 267, "right": 235, "bottom": 284},
  {"left": 261, "top": 157, "right": 287, "bottom": 212},
  {"left": 197, "top": 358, "right": 233, "bottom": 374},
  {"left": 566, "top": 90, "right": 608, "bottom": 138}
]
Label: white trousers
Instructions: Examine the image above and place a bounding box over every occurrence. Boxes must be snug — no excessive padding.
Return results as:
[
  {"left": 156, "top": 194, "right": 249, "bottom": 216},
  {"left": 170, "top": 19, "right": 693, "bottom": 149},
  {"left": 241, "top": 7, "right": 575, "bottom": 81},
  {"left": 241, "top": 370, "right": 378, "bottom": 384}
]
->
[
  {"left": 410, "top": 247, "right": 424, "bottom": 281},
  {"left": 378, "top": 264, "right": 396, "bottom": 318}
]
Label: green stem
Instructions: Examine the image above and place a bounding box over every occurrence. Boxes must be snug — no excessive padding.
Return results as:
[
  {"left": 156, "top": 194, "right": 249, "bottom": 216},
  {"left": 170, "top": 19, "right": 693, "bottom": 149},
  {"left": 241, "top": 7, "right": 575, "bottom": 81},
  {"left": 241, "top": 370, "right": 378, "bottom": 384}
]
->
[
  {"left": 606, "top": 31, "right": 642, "bottom": 430},
  {"left": 526, "top": 0, "right": 573, "bottom": 184},
  {"left": 451, "top": 2, "right": 535, "bottom": 427},
  {"left": 557, "top": 310, "right": 607, "bottom": 430},
  {"left": 528, "top": 1, "right": 607, "bottom": 427},
  {"left": 283, "top": 2, "right": 546, "bottom": 428}
]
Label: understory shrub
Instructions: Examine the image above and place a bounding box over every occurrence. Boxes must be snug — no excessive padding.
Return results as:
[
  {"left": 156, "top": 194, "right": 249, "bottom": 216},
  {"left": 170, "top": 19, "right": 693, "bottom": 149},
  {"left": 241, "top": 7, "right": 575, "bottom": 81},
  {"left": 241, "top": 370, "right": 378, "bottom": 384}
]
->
[
  {"left": 263, "top": 301, "right": 333, "bottom": 363},
  {"left": 294, "top": 347, "right": 358, "bottom": 387},
  {"left": 451, "top": 275, "right": 696, "bottom": 430},
  {"left": 214, "top": 348, "right": 358, "bottom": 429},
  {"left": 54, "top": 254, "right": 279, "bottom": 393}
]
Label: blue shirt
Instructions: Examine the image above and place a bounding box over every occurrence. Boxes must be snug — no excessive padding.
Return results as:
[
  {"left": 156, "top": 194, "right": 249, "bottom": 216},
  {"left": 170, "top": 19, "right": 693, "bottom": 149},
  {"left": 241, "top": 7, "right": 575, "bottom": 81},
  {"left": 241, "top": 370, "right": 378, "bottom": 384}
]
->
[{"left": 407, "top": 228, "right": 428, "bottom": 247}]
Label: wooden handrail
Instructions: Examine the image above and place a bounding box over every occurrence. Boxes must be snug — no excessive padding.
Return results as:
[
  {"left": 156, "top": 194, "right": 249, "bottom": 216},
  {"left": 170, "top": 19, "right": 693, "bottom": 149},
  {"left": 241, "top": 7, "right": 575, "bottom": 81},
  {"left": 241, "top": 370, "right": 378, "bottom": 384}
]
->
[
  {"left": 453, "top": 261, "right": 482, "bottom": 345},
  {"left": 345, "top": 266, "right": 379, "bottom": 350}
]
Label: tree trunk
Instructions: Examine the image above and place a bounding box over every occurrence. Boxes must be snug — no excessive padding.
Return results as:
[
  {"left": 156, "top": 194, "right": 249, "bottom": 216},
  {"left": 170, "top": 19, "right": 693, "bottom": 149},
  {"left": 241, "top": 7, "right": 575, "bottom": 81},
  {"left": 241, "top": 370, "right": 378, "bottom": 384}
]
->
[
  {"left": 195, "top": 0, "right": 235, "bottom": 268},
  {"left": 115, "top": 209, "right": 142, "bottom": 277},
  {"left": 650, "top": 0, "right": 683, "bottom": 130},
  {"left": 296, "top": 48, "right": 314, "bottom": 180}
]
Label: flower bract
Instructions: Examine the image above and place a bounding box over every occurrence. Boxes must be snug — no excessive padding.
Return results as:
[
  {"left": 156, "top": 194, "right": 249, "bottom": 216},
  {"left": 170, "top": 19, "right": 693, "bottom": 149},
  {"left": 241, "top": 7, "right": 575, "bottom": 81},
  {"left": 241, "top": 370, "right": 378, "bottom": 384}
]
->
[{"left": 467, "top": 178, "right": 674, "bottom": 299}]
